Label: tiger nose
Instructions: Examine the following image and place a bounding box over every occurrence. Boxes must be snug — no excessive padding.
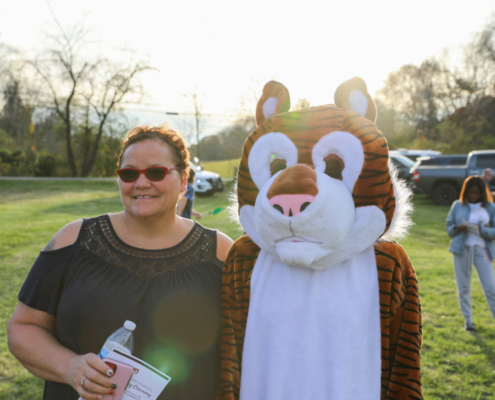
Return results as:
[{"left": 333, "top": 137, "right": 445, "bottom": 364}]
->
[{"left": 269, "top": 194, "right": 315, "bottom": 217}]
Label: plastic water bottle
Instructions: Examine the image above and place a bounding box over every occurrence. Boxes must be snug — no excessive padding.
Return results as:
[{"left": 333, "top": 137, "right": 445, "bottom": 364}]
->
[{"left": 98, "top": 320, "right": 136, "bottom": 359}]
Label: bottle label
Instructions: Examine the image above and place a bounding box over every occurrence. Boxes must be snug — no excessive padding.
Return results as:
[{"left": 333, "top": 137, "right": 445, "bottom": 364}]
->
[{"left": 98, "top": 344, "right": 110, "bottom": 359}]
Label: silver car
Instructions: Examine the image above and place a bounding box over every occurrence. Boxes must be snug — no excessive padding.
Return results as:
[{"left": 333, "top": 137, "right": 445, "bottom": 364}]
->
[{"left": 191, "top": 162, "right": 224, "bottom": 196}]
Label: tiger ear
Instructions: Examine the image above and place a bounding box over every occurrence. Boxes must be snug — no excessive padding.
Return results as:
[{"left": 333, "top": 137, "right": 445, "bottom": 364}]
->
[
  {"left": 334, "top": 77, "right": 377, "bottom": 123},
  {"left": 255, "top": 81, "right": 291, "bottom": 126}
]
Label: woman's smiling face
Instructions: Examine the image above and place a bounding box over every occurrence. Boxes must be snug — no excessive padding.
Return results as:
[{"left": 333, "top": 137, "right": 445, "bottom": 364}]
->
[
  {"left": 118, "top": 139, "right": 187, "bottom": 219},
  {"left": 467, "top": 185, "right": 482, "bottom": 204}
]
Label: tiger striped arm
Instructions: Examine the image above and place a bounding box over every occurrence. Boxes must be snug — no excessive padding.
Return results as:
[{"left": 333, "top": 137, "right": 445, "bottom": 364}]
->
[
  {"left": 375, "top": 240, "right": 423, "bottom": 400},
  {"left": 216, "top": 235, "right": 260, "bottom": 400}
]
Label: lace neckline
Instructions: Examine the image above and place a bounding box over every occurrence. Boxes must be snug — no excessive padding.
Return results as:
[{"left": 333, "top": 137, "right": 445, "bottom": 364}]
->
[
  {"left": 94, "top": 214, "right": 204, "bottom": 259},
  {"left": 77, "top": 215, "right": 219, "bottom": 276},
  {"left": 103, "top": 214, "right": 199, "bottom": 253}
]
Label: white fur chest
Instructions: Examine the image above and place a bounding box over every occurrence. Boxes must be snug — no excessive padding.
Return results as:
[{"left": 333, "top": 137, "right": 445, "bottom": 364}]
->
[{"left": 240, "top": 246, "right": 381, "bottom": 400}]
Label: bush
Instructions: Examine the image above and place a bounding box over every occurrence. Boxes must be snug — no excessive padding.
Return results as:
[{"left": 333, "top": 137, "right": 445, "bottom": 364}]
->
[{"left": 35, "top": 155, "right": 57, "bottom": 177}]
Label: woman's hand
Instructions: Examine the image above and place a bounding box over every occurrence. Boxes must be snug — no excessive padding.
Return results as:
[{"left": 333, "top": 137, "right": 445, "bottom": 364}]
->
[
  {"left": 66, "top": 353, "right": 117, "bottom": 400},
  {"left": 456, "top": 224, "right": 468, "bottom": 232}
]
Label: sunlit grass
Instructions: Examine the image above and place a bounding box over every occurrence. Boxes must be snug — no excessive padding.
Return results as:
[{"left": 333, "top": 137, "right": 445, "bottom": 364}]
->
[
  {"left": 200, "top": 158, "right": 240, "bottom": 179},
  {"left": 1, "top": 181, "right": 495, "bottom": 399}
]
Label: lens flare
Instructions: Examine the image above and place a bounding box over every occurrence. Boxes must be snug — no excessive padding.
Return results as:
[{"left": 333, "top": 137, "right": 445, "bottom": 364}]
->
[
  {"left": 152, "top": 292, "right": 220, "bottom": 355},
  {"left": 143, "top": 346, "right": 190, "bottom": 384}
]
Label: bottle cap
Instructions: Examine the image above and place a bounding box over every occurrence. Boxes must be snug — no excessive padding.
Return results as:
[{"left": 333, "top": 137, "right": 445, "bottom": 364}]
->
[{"left": 124, "top": 321, "right": 136, "bottom": 331}]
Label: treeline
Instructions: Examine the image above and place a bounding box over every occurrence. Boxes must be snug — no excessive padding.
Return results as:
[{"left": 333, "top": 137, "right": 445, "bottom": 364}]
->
[
  {"left": 375, "top": 18, "right": 495, "bottom": 154},
  {"left": 192, "top": 18, "right": 495, "bottom": 162},
  {"left": 190, "top": 99, "right": 310, "bottom": 162},
  {"left": 188, "top": 117, "right": 256, "bottom": 161},
  {"left": 2, "top": 18, "right": 495, "bottom": 175},
  {"left": 0, "top": 25, "right": 151, "bottom": 177},
  {"left": 0, "top": 80, "right": 127, "bottom": 177}
]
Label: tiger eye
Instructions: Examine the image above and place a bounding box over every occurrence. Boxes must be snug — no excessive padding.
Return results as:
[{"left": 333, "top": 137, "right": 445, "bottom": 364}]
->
[
  {"left": 270, "top": 159, "right": 287, "bottom": 176},
  {"left": 323, "top": 155, "right": 344, "bottom": 180}
]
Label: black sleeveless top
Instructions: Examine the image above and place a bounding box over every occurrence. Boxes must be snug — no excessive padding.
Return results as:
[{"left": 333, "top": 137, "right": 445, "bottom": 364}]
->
[{"left": 19, "top": 215, "right": 224, "bottom": 400}]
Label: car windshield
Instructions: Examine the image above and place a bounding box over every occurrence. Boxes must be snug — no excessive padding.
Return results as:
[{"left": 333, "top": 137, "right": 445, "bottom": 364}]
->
[{"left": 391, "top": 154, "right": 415, "bottom": 168}]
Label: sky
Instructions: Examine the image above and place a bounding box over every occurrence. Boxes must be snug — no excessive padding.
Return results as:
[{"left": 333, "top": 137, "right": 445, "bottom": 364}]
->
[{"left": 1, "top": 0, "right": 494, "bottom": 138}]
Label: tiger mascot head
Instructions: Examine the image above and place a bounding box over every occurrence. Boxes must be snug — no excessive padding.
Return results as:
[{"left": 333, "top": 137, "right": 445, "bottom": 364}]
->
[{"left": 234, "top": 77, "right": 412, "bottom": 269}]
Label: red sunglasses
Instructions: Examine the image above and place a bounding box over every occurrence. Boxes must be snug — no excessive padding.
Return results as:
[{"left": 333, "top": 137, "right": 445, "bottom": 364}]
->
[{"left": 117, "top": 167, "right": 178, "bottom": 183}]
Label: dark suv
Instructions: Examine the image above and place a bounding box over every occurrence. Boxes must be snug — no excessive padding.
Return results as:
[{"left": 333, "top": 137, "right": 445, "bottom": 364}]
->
[
  {"left": 410, "top": 155, "right": 468, "bottom": 196},
  {"left": 410, "top": 151, "right": 494, "bottom": 205}
]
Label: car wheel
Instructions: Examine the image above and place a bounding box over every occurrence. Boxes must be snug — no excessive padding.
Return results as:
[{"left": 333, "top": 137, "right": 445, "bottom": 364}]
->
[{"left": 432, "top": 184, "right": 458, "bottom": 206}]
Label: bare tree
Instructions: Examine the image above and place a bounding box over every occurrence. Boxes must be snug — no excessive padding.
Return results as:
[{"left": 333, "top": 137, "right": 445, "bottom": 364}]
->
[
  {"left": 30, "top": 23, "right": 152, "bottom": 176},
  {"left": 183, "top": 85, "right": 206, "bottom": 159},
  {"left": 376, "top": 60, "right": 442, "bottom": 136},
  {"left": 29, "top": 23, "right": 95, "bottom": 176},
  {"left": 175, "top": 114, "right": 195, "bottom": 146},
  {"left": 0, "top": 39, "right": 33, "bottom": 106},
  {"left": 433, "top": 46, "right": 491, "bottom": 117},
  {"left": 0, "top": 39, "right": 12, "bottom": 86},
  {"left": 231, "top": 76, "right": 268, "bottom": 129},
  {"left": 80, "top": 60, "right": 152, "bottom": 176},
  {"left": 477, "top": 16, "right": 495, "bottom": 65}
]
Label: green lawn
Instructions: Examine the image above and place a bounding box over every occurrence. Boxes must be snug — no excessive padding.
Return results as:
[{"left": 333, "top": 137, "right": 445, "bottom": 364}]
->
[
  {"left": 1, "top": 180, "right": 495, "bottom": 399},
  {"left": 201, "top": 158, "right": 240, "bottom": 179}
]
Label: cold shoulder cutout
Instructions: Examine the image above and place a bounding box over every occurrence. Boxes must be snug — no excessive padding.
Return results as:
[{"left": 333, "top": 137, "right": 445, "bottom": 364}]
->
[{"left": 43, "top": 219, "right": 83, "bottom": 251}]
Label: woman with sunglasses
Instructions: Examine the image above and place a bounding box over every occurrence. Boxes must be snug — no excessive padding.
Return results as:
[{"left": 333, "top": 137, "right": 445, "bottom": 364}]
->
[
  {"left": 8, "top": 124, "right": 233, "bottom": 400},
  {"left": 447, "top": 175, "right": 495, "bottom": 331}
]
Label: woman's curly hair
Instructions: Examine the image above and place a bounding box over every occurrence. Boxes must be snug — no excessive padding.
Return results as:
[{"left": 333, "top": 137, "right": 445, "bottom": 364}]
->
[{"left": 118, "top": 124, "right": 190, "bottom": 177}]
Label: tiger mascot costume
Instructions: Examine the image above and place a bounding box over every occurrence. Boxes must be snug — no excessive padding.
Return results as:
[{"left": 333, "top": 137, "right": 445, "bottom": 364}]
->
[{"left": 217, "top": 78, "right": 423, "bottom": 400}]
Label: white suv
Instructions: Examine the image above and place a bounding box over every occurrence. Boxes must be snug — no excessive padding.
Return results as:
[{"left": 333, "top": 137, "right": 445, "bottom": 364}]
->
[{"left": 190, "top": 163, "right": 224, "bottom": 196}]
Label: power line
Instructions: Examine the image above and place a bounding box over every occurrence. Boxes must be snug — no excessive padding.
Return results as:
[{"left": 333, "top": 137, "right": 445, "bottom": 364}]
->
[{"left": 32, "top": 102, "right": 236, "bottom": 121}]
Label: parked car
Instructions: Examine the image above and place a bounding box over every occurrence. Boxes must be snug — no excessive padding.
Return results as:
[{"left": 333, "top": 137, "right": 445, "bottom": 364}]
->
[
  {"left": 410, "top": 150, "right": 495, "bottom": 206},
  {"left": 389, "top": 153, "right": 416, "bottom": 183},
  {"left": 191, "top": 162, "right": 224, "bottom": 196},
  {"left": 413, "top": 154, "right": 468, "bottom": 168},
  {"left": 390, "top": 148, "right": 442, "bottom": 161},
  {"left": 410, "top": 154, "right": 468, "bottom": 196}
]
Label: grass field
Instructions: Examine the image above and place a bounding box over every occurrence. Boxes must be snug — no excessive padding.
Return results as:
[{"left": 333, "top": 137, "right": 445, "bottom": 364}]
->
[
  {"left": 1, "top": 180, "right": 495, "bottom": 399},
  {"left": 201, "top": 158, "right": 240, "bottom": 179}
]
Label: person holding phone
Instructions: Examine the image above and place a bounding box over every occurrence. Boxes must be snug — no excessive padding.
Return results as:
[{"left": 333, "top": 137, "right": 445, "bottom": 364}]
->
[
  {"left": 8, "top": 124, "right": 233, "bottom": 400},
  {"left": 447, "top": 175, "right": 495, "bottom": 331}
]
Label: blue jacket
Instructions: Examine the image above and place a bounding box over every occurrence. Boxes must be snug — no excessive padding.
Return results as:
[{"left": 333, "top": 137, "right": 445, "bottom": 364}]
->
[
  {"left": 180, "top": 184, "right": 195, "bottom": 219},
  {"left": 446, "top": 200, "right": 495, "bottom": 259}
]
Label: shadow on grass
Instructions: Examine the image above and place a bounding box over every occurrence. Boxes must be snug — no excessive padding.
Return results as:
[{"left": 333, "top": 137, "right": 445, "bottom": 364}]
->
[
  {"left": 472, "top": 331, "right": 495, "bottom": 369},
  {"left": 41, "top": 196, "right": 123, "bottom": 215}
]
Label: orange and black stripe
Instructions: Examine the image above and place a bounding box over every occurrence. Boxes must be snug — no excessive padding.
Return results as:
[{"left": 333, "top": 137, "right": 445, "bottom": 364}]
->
[{"left": 236, "top": 106, "right": 395, "bottom": 237}]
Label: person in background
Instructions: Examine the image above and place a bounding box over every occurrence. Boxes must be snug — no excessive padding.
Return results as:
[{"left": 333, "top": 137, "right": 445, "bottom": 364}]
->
[
  {"left": 482, "top": 168, "right": 494, "bottom": 202},
  {"left": 446, "top": 175, "right": 495, "bottom": 331},
  {"left": 177, "top": 168, "right": 202, "bottom": 219},
  {"left": 7, "top": 124, "right": 233, "bottom": 400},
  {"left": 482, "top": 168, "right": 493, "bottom": 186}
]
